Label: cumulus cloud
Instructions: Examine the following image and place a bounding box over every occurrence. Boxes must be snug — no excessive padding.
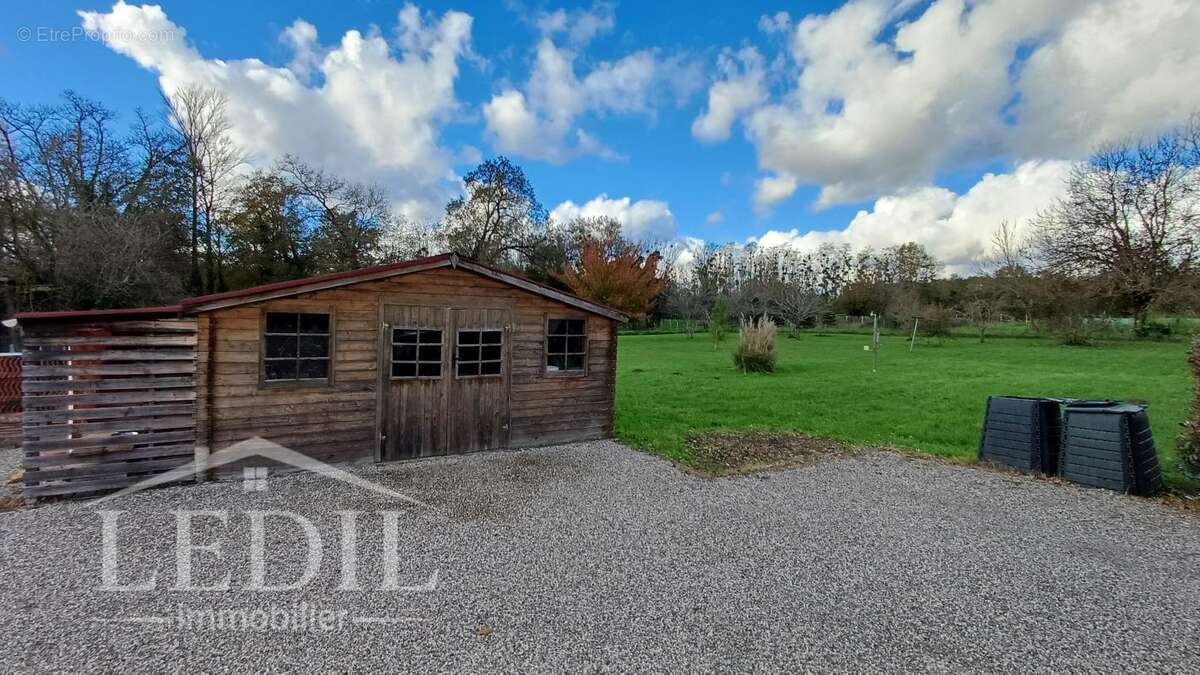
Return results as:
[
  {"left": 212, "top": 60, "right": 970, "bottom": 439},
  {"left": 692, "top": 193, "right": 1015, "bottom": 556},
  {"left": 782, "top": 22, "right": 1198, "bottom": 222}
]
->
[
  {"left": 696, "top": 0, "right": 1200, "bottom": 210},
  {"left": 749, "top": 160, "right": 1072, "bottom": 274},
  {"left": 483, "top": 5, "right": 701, "bottom": 162},
  {"left": 691, "top": 47, "right": 767, "bottom": 143},
  {"left": 753, "top": 174, "right": 798, "bottom": 213},
  {"left": 549, "top": 194, "right": 677, "bottom": 243},
  {"left": 79, "top": 1, "right": 474, "bottom": 221}
]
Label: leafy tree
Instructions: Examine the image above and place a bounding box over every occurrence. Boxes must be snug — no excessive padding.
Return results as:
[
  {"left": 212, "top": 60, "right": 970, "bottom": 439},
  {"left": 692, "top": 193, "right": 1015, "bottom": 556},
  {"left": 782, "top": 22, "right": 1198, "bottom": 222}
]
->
[
  {"left": 225, "top": 170, "right": 308, "bottom": 287},
  {"left": 555, "top": 230, "right": 668, "bottom": 320}
]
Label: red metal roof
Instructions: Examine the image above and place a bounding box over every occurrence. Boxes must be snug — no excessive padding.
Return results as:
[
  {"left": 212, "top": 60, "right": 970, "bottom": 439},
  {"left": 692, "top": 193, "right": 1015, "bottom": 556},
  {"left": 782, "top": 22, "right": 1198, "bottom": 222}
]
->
[
  {"left": 179, "top": 253, "right": 455, "bottom": 309},
  {"left": 12, "top": 305, "right": 183, "bottom": 323},
  {"left": 11, "top": 252, "right": 630, "bottom": 324}
]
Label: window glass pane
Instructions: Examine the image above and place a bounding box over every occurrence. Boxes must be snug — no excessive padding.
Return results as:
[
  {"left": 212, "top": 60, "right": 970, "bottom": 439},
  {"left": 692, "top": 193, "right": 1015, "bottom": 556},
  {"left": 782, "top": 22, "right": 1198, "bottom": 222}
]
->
[
  {"left": 547, "top": 336, "right": 566, "bottom": 354},
  {"left": 459, "top": 331, "right": 479, "bottom": 345},
  {"left": 393, "top": 344, "right": 416, "bottom": 362},
  {"left": 392, "top": 362, "right": 416, "bottom": 378},
  {"left": 546, "top": 354, "right": 565, "bottom": 371},
  {"left": 266, "top": 312, "right": 298, "bottom": 333},
  {"left": 265, "top": 360, "right": 296, "bottom": 381},
  {"left": 265, "top": 335, "right": 297, "bottom": 359},
  {"left": 565, "top": 319, "right": 585, "bottom": 336},
  {"left": 299, "top": 335, "right": 329, "bottom": 358},
  {"left": 566, "top": 336, "right": 586, "bottom": 354},
  {"left": 299, "top": 313, "right": 329, "bottom": 334},
  {"left": 566, "top": 354, "right": 585, "bottom": 371},
  {"left": 418, "top": 345, "right": 441, "bottom": 362},
  {"left": 480, "top": 361, "right": 501, "bottom": 376},
  {"left": 548, "top": 319, "right": 567, "bottom": 335},
  {"left": 481, "top": 330, "right": 503, "bottom": 344},
  {"left": 393, "top": 329, "right": 418, "bottom": 344},
  {"left": 298, "top": 359, "right": 328, "bottom": 379},
  {"left": 481, "top": 345, "right": 502, "bottom": 361},
  {"left": 420, "top": 329, "right": 442, "bottom": 344},
  {"left": 418, "top": 362, "right": 441, "bottom": 377},
  {"left": 458, "top": 345, "right": 479, "bottom": 362},
  {"left": 458, "top": 362, "right": 479, "bottom": 377}
]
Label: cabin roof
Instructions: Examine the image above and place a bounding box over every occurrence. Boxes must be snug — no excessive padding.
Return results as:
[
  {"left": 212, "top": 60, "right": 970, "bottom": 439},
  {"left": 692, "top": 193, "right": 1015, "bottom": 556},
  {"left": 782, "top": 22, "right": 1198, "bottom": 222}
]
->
[{"left": 13, "top": 253, "right": 629, "bottom": 324}]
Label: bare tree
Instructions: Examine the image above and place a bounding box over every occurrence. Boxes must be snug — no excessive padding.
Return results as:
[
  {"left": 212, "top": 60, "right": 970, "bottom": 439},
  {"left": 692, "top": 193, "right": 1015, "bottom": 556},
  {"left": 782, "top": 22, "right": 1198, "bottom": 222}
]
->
[
  {"left": 1033, "top": 123, "right": 1200, "bottom": 332},
  {"left": 166, "top": 85, "right": 244, "bottom": 293},
  {"left": 771, "top": 281, "right": 826, "bottom": 334},
  {"left": 442, "top": 156, "right": 547, "bottom": 265},
  {"left": 0, "top": 92, "right": 187, "bottom": 310},
  {"left": 664, "top": 278, "right": 706, "bottom": 336},
  {"left": 278, "top": 156, "right": 388, "bottom": 272}
]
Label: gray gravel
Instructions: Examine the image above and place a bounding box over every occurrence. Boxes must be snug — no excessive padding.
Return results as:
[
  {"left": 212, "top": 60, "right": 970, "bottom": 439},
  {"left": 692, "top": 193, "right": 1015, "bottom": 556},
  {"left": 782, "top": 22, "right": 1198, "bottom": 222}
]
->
[{"left": 0, "top": 441, "right": 1198, "bottom": 672}]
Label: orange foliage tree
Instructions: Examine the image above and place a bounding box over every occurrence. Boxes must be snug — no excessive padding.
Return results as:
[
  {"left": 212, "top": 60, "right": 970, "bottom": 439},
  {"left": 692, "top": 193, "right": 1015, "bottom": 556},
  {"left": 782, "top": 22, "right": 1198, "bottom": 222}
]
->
[{"left": 556, "top": 235, "right": 669, "bottom": 319}]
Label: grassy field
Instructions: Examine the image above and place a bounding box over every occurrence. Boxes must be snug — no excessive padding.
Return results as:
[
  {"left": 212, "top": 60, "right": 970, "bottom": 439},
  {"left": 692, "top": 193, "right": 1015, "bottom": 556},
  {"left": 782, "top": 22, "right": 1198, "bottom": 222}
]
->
[{"left": 614, "top": 332, "right": 1199, "bottom": 492}]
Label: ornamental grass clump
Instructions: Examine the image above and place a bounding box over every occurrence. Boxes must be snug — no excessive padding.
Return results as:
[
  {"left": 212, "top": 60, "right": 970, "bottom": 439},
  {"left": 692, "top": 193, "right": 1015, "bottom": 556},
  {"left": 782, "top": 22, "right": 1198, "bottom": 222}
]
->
[{"left": 733, "top": 314, "right": 777, "bottom": 373}]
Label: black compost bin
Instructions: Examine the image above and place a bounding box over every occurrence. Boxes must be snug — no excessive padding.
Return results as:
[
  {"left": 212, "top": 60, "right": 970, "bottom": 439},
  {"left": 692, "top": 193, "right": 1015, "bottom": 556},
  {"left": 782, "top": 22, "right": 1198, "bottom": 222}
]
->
[
  {"left": 978, "top": 396, "right": 1062, "bottom": 474},
  {"left": 1060, "top": 401, "right": 1163, "bottom": 495}
]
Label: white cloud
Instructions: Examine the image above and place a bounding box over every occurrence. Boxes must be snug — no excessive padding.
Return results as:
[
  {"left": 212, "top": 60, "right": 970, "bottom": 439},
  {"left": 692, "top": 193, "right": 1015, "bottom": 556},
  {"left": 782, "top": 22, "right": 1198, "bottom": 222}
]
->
[
  {"left": 753, "top": 174, "right": 798, "bottom": 213},
  {"left": 80, "top": 1, "right": 474, "bottom": 221},
  {"left": 705, "top": 211, "right": 724, "bottom": 225},
  {"left": 549, "top": 194, "right": 677, "bottom": 243},
  {"left": 749, "top": 160, "right": 1072, "bottom": 274},
  {"left": 692, "top": 47, "right": 767, "bottom": 143},
  {"left": 1012, "top": 0, "right": 1200, "bottom": 156},
  {"left": 483, "top": 6, "right": 700, "bottom": 162},
  {"left": 536, "top": 3, "right": 615, "bottom": 47},
  {"left": 696, "top": 0, "right": 1200, "bottom": 210}
]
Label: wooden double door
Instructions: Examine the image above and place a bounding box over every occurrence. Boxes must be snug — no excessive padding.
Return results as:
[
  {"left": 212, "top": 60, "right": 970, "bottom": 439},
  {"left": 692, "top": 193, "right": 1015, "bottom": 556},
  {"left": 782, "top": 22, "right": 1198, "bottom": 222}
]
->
[{"left": 379, "top": 304, "right": 511, "bottom": 460}]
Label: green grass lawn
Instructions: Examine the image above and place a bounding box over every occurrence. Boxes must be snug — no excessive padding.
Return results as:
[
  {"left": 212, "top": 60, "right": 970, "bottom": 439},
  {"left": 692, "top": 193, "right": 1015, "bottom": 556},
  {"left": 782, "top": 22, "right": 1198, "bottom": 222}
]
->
[{"left": 614, "top": 332, "right": 1199, "bottom": 492}]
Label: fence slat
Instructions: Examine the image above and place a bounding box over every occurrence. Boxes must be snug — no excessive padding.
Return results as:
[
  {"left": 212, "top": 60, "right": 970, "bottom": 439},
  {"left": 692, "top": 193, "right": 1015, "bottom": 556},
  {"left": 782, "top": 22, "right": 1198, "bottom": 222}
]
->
[
  {"left": 23, "top": 363, "right": 196, "bottom": 377},
  {"left": 23, "top": 349, "right": 196, "bottom": 362},
  {"left": 21, "top": 376, "right": 195, "bottom": 394},
  {"left": 23, "top": 389, "right": 196, "bottom": 408},
  {"left": 23, "top": 335, "right": 197, "bottom": 347},
  {"left": 23, "top": 442, "right": 195, "bottom": 467},
  {"left": 20, "top": 319, "right": 199, "bottom": 501}
]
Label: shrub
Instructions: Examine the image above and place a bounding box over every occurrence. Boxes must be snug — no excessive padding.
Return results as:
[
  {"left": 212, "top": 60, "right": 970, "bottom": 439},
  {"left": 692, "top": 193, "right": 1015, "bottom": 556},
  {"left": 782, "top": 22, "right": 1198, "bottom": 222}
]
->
[
  {"left": 709, "top": 298, "right": 729, "bottom": 348},
  {"left": 1179, "top": 336, "right": 1200, "bottom": 478},
  {"left": 733, "top": 314, "right": 777, "bottom": 373},
  {"left": 1136, "top": 321, "right": 1172, "bottom": 339},
  {"left": 918, "top": 304, "right": 954, "bottom": 337},
  {"left": 1050, "top": 315, "right": 1093, "bottom": 346}
]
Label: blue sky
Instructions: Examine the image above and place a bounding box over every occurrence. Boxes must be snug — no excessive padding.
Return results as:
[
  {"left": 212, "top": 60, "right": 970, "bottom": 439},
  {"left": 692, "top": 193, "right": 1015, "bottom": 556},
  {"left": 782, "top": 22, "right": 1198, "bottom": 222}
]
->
[{"left": 4, "top": 1, "right": 1199, "bottom": 269}]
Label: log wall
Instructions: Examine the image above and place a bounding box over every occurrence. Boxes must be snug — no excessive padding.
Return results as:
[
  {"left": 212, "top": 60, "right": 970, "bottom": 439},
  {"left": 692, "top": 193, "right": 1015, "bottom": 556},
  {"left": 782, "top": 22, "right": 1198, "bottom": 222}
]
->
[{"left": 196, "top": 267, "right": 616, "bottom": 465}]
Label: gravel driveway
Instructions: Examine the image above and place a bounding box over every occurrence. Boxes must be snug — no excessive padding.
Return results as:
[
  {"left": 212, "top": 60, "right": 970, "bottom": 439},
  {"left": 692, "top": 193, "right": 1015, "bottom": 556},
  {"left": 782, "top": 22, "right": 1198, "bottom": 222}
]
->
[{"left": 0, "top": 441, "right": 1197, "bottom": 672}]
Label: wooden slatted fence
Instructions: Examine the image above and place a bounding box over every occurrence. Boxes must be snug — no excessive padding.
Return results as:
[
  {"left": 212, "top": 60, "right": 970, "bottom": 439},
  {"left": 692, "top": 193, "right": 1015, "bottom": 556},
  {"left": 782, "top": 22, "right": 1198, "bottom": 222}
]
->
[{"left": 21, "top": 319, "right": 198, "bottom": 500}]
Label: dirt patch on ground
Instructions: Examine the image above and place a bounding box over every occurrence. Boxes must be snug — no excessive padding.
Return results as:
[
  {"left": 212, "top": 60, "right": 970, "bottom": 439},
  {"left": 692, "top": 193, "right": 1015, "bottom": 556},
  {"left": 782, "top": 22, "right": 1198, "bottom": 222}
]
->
[{"left": 684, "top": 431, "right": 858, "bottom": 477}]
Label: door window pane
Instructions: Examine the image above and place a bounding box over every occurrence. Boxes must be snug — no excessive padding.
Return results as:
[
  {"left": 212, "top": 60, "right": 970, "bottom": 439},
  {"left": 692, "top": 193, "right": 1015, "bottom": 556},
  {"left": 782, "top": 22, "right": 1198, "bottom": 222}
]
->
[
  {"left": 456, "top": 329, "right": 503, "bottom": 378},
  {"left": 392, "top": 326, "right": 443, "bottom": 379}
]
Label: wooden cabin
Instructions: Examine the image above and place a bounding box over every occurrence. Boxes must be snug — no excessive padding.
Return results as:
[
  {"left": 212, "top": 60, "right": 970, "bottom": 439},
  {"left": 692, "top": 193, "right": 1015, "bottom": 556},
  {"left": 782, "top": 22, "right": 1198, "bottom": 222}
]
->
[{"left": 14, "top": 253, "right": 627, "bottom": 499}]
